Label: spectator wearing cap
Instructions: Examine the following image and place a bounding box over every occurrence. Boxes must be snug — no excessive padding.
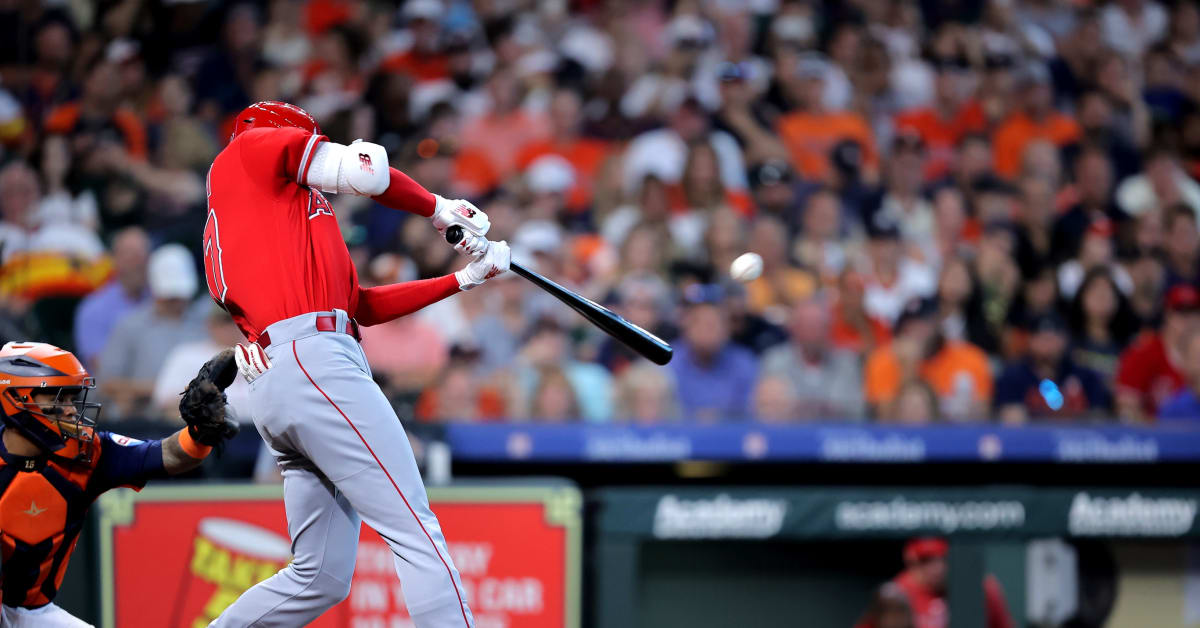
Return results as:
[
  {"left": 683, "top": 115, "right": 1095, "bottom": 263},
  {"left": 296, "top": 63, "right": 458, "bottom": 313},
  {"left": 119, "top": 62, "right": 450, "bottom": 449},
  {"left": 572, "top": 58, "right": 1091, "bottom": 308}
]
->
[
  {"left": 871, "top": 132, "right": 936, "bottom": 264},
  {"left": 1159, "top": 327, "right": 1200, "bottom": 422},
  {"left": 864, "top": 298, "right": 993, "bottom": 421},
  {"left": 98, "top": 244, "right": 208, "bottom": 419},
  {"left": 1115, "top": 284, "right": 1200, "bottom": 422},
  {"left": 776, "top": 52, "right": 878, "bottom": 183},
  {"left": 748, "top": 160, "right": 801, "bottom": 228},
  {"left": 1056, "top": 217, "right": 1134, "bottom": 299},
  {"left": 1115, "top": 146, "right": 1200, "bottom": 220},
  {"left": 669, "top": 285, "right": 758, "bottom": 421},
  {"left": 1162, "top": 205, "right": 1200, "bottom": 290},
  {"left": 995, "top": 312, "right": 1111, "bottom": 424},
  {"left": 758, "top": 296, "right": 864, "bottom": 420},
  {"left": 711, "top": 61, "right": 789, "bottom": 165},
  {"left": 515, "top": 87, "right": 613, "bottom": 213},
  {"left": 992, "top": 62, "right": 1080, "bottom": 178},
  {"left": 893, "top": 54, "right": 987, "bottom": 181},
  {"left": 73, "top": 227, "right": 151, "bottom": 367},
  {"left": 861, "top": 218, "right": 938, "bottom": 325}
]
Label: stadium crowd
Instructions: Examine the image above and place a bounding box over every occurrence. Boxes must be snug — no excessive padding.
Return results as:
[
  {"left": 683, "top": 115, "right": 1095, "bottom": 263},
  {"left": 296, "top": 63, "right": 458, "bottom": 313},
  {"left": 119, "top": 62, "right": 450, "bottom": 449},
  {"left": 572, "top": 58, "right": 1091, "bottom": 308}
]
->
[{"left": 2, "top": 0, "right": 1200, "bottom": 427}]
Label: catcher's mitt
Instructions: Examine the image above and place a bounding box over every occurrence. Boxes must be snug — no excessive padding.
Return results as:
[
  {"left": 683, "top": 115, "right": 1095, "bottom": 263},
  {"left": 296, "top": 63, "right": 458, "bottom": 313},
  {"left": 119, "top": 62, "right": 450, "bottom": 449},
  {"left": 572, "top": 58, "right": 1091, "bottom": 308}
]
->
[{"left": 179, "top": 349, "right": 240, "bottom": 447}]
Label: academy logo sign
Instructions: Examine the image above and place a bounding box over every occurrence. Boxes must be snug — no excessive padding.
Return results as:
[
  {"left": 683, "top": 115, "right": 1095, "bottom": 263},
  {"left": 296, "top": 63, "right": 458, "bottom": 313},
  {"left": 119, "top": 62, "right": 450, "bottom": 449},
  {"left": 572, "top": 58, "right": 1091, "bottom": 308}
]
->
[
  {"left": 653, "top": 494, "right": 787, "bottom": 539},
  {"left": 1068, "top": 492, "right": 1198, "bottom": 537},
  {"left": 834, "top": 498, "right": 1026, "bottom": 534}
]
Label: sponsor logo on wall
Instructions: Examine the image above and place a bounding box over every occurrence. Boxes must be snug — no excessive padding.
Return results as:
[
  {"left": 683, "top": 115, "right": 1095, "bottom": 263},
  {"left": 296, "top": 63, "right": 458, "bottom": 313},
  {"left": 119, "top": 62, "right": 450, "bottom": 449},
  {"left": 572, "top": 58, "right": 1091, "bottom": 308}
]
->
[
  {"left": 653, "top": 494, "right": 788, "bottom": 539},
  {"left": 834, "top": 498, "right": 1027, "bottom": 533},
  {"left": 819, "top": 430, "right": 926, "bottom": 462},
  {"left": 1054, "top": 433, "right": 1159, "bottom": 462},
  {"left": 1068, "top": 492, "right": 1197, "bottom": 536}
]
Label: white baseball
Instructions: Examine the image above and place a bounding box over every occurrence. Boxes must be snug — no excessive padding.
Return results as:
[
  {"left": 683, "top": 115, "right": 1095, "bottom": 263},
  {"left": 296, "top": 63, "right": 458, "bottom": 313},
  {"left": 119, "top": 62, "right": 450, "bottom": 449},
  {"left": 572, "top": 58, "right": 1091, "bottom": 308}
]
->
[{"left": 730, "top": 252, "right": 763, "bottom": 282}]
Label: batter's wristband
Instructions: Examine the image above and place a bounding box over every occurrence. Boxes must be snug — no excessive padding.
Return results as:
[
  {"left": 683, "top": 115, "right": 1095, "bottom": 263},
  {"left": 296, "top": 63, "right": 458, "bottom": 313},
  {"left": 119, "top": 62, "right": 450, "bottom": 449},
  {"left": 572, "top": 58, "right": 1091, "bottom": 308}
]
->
[{"left": 179, "top": 429, "right": 213, "bottom": 459}]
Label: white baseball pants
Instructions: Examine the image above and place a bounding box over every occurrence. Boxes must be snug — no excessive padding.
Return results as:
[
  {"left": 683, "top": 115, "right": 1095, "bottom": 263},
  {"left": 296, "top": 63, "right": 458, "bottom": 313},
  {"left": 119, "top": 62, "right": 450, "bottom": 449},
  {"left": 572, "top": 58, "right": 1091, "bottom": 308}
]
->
[{"left": 210, "top": 310, "right": 474, "bottom": 627}]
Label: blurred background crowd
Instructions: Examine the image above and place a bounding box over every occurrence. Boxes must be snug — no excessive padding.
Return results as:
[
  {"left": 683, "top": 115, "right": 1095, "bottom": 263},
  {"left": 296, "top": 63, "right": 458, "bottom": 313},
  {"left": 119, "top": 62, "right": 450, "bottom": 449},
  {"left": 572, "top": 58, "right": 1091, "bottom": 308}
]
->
[{"left": 3, "top": 0, "right": 1200, "bottom": 428}]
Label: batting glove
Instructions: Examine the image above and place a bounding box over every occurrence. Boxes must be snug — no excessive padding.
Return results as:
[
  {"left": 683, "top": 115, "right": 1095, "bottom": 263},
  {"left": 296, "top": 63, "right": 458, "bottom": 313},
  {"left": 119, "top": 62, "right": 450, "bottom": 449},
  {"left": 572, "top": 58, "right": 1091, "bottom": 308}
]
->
[
  {"left": 432, "top": 195, "right": 490, "bottom": 242},
  {"left": 234, "top": 343, "right": 272, "bottom": 383},
  {"left": 455, "top": 240, "right": 510, "bottom": 290}
]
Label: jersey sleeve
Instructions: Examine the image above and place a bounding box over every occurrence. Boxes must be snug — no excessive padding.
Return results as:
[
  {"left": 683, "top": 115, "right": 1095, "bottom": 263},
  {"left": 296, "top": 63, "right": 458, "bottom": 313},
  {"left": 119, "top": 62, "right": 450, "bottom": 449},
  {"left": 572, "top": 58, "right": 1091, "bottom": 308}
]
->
[
  {"left": 91, "top": 431, "right": 167, "bottom": 492},
  {"left": 235, "top": 127, "right": 327, "bottom": 188}
]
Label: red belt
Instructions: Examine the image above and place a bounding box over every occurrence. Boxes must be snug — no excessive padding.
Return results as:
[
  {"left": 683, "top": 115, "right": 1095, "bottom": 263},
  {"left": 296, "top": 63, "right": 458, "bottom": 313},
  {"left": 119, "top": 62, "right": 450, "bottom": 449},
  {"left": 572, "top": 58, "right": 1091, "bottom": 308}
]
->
[{"left": 257, "top": 314, "right": 361, "bottom": 349}]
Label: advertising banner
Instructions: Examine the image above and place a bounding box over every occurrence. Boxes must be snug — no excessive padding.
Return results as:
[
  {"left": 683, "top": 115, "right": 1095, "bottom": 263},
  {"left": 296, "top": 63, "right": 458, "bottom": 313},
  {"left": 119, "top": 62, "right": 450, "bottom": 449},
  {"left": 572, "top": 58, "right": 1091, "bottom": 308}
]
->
[
  {"left": 595, "top": 486, "right": 1200, "bottom": 540},
  {"left": 96, "top": 483, "right": 581, "bottom": 628}
]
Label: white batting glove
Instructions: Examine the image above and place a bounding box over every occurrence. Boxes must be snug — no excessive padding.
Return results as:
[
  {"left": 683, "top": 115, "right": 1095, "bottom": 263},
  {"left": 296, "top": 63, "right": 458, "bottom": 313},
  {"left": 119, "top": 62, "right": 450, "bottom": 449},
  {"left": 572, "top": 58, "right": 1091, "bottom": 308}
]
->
[
  {"left": 432, "top": 195, "right": 490, "bottom": 240},
  {"left": 455, "top": 240, "right": 510, "bottom": 290},
  {"left": 454, "top": 231, "right": 489, "bottom": 257},
  {"left": 234, "top": 343, "right": 272, "bottom": 383}
]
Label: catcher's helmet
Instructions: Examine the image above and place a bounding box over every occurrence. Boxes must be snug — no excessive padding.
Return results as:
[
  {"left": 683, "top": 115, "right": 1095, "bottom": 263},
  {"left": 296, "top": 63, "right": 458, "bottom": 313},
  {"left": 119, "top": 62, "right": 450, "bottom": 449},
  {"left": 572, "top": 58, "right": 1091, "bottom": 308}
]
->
[
  {"left": 0, "top": 342, "right": 100, "bottom": 464},
  {"left": 231, "top": 101, "right": 320, "bottom": 141}
]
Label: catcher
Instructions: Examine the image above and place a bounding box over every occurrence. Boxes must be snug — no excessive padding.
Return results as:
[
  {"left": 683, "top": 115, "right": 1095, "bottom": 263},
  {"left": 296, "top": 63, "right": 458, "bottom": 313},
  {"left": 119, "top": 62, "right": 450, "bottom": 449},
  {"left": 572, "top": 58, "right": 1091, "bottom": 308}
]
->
[{"left": 0, "top": 341, "right": 238, "bottom": 627}]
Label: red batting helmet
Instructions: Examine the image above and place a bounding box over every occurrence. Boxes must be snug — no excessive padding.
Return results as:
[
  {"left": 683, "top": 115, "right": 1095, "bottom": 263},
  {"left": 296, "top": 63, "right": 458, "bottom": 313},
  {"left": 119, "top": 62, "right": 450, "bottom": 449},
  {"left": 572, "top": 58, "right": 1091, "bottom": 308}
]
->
[
  {"left": 231, "top": 101, "right": 320, "bottom": 141},
  {"left": 0, "top": 342, "right": 100, "bottom": 464}
]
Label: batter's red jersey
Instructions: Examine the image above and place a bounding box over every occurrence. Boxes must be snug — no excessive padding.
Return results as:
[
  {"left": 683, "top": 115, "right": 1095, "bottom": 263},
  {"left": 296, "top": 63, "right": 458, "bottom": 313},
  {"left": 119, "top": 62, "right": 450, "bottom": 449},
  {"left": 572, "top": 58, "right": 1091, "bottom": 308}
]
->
[{"left": 204, "top": 127, "right": 362, "bottom": 342}]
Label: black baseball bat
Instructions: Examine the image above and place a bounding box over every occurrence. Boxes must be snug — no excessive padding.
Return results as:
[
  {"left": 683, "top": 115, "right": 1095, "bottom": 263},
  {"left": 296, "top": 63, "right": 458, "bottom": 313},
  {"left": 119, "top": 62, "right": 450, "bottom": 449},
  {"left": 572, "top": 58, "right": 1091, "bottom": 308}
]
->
[{"left": 445, "top": 225, "right": 673, "bottom": 365}]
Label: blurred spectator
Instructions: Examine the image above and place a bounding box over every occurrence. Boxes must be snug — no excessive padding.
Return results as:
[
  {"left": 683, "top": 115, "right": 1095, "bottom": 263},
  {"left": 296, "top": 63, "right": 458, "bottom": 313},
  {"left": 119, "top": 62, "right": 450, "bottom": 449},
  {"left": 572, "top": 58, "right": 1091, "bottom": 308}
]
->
[
  {"left": 861, "top": 221, "right": 937, "bottom": 325},
  {"left": 0, "top": 160, "right": 102, "bottom": 263},
  {"left": 669, "top": 286, "right": 757, "bottom": 421},
  {"left": 516, "top": 88, "right": 612, "bottom": 213},
  {"left": 1115, "top": 146, "right": 1200, "bottom": 219},
  {"left": 995, "top": 312, "right": 1111, "bottom": 424},
  {"left": 151, "top": 306, "right": 249, "bottom": 422},
  {"left": 891, "top": 380, "right": 940, "bottom": 425},
  {"left": 73, "top": 227, "right": 150, "bottom": 366},
  {"left": 360, "top": 309, "right": 449, "bottom": 399},
  {"left": 865, "top": 298, "right": 993, "bottom": 421},
  {"left": 893, "top": 56, "right": 986, "bottom": 181},
  {"left": 1115, "top": 284, "right": 1200, "bottom": 422},
  {"left": 872, "top": 131, "right": 934, "bottom": 262},
  {"left": 515, "top": 317, "right": 613, "bottom": 422},
  {"left": 1056, "top": 218, "right": 1133, "bottom": 299},
  {"left": 193, "top": 4, "right": 262, "bottom": 121},
  {"left": 759, "top": 297, "right": 864, "bottom": 419},
  {"left": 598, "top": 275, "right": 677, "bottom": 374},
  {"left": 853, "top": 582, "right": 916, "bottom": 628},
  {"left": 935, "top": 256, "right": 998, "bottom": 353},
  {"left": 752, "top": 375, "right": 797, "bottom": 422},
  {"left": 830, "top": 269, "right": 891, "bottom": 353},
  {"left": 1162, "top": 205, "right": 1200, "bottom": 290},
  {"left": 44, "top": 58, "right": 148, "bottom": 160},
  {"left": 1159, "top": 328, "right": 1200, "bottom": 422},
  {"left": 1051, "top": 146, "right": 1123, "bottom": 265},
  {"left": 992, "top": 62, "right": 1080, "bottom": 178},
  {"left": 528, "top": 367, "right": 579, "bottom": 422},
  {"left": 1100, "top": 0, "right": 1168, "bottom": 58},
  {"left": 99, "top": 244, "right": 207, "bottom": 419},
  {"left": 622, "top": 96, "right": 747, "bottom": 199},
  {"left": 777, "top": 53, "right": 878, "bottom": 182},
  {"left": 743, "top": 215, "right": 817, "bottom": 319},
  {"left": 1068, "top": 268, "right": 1140, "bottom": 381},
  {"left": 792, "top": 187, "right": 849, "bottom": 282},
  {"left": 456, "top": 68, "right": 551, "bottom": 194},
  {"left": 415, "top": 351, "right": 508, "bottom": 423},
  {"left": 614, "top": 362, "right": 679, "bottom": 423}
]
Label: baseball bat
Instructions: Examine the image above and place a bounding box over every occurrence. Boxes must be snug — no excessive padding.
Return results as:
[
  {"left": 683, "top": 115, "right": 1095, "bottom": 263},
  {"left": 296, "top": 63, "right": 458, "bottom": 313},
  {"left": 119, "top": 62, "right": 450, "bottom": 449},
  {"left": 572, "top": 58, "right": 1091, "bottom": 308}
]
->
[{"left": 445, "top": 225, "right": 673, "bottom": 365}]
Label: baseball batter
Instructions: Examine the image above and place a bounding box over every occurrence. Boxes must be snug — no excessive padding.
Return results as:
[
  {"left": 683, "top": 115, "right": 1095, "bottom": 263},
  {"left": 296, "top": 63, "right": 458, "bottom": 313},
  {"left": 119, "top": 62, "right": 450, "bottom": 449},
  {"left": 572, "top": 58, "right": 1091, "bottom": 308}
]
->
[{"left": 204, "top": 102, "right": 507, "bottom": 627}]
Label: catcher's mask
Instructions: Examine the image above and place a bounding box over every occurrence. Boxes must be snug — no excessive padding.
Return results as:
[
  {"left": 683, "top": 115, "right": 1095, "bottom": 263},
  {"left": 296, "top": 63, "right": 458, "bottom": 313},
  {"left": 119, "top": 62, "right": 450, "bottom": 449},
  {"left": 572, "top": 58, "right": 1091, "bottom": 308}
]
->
[{"left": 0, "top": 342, "right": 100, "bottom": 464}]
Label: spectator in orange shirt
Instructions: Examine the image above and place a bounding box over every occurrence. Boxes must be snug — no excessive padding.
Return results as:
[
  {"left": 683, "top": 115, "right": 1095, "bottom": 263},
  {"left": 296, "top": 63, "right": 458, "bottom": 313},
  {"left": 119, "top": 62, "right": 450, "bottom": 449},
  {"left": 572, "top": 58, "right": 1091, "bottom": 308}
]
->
[
  {"left": 777, "top": 53, "right": 877, "bottom": 182},
  {"left": 381, "top": 0, "right": 450, "bottom": 83},
  {"left": 894, "top": 56, "right": 987, "bottom": 181},
  {"left": 516, "top": 88, "right": 612, "bottom": 213},
  {"left": 992, "top": 62, "right": 1081, "bottom": 178},
  {"left": 44, "top": 58, "right": 148, "bottom": 161},
  {"left": 455, "top": 68, "right": 552, "bottom": 195},
  {"left": 830, "top": 269, "right": 892, "bottom": 354},
  {"left": 864, "top": 298, "right": 994, "bottom": 421}
]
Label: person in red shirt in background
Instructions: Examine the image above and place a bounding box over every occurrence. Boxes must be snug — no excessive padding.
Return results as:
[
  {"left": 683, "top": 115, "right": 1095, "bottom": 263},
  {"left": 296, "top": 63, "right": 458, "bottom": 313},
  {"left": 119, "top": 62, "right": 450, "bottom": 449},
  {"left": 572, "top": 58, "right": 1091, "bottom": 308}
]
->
[
  {"left": 889, "top": 537, "right": 1013, "bottom": 628},
  {"left": 515, "top": 87, "right": 612, "bottom": 214},
  {"left": 894, "top": 56, "right": 987, "bottom": 181},
  {"left": 1115, "top": 284, "right": 1200, "bottom": 422}
]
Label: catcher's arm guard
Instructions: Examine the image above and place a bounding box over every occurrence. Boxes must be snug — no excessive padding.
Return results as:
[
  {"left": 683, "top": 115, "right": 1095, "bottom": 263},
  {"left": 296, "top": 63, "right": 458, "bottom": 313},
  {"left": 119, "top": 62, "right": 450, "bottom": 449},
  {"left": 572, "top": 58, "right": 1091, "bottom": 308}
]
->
[{"left": 178, "top": 349, "right": 240, "bottom": 447}]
